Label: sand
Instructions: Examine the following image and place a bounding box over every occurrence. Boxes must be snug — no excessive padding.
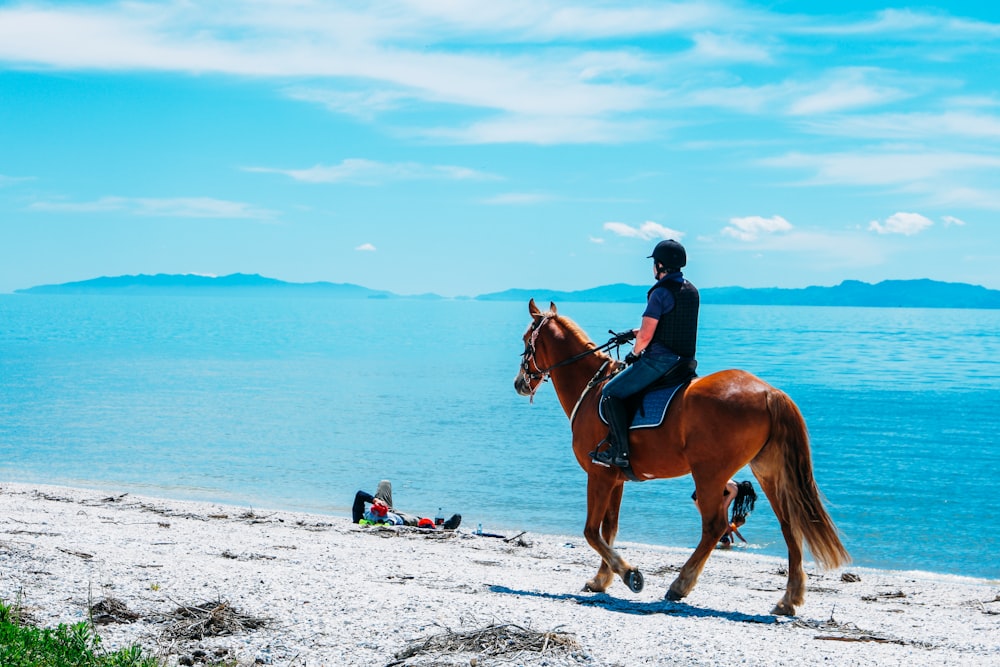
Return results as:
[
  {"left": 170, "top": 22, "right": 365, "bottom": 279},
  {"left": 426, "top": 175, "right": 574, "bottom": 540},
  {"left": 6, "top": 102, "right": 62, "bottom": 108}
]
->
[{"left": 1, "top": 482, "right": 997, "bottom": 666}]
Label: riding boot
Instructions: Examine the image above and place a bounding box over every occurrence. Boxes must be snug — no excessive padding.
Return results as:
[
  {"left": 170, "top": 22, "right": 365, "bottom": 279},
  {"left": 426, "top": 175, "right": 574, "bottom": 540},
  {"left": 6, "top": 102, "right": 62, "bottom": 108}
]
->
[{"left": 591, "top": 396, "right": 631, "bottom": 468}]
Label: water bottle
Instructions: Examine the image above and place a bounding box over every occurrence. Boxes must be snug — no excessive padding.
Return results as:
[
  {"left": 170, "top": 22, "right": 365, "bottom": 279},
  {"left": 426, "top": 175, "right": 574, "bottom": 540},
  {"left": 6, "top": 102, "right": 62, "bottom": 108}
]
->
[
  {"left": 476, "top": 523, "right": 483, "bottom": 535},
  {"left": 435, "top": 507, "right": 444, "bottom": 526}
]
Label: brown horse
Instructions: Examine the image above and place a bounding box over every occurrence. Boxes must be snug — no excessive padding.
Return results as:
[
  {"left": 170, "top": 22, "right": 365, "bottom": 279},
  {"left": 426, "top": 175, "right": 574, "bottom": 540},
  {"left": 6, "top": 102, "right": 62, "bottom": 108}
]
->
[{"left": 514, "top": 299, "right": 849, "bottom": 615}]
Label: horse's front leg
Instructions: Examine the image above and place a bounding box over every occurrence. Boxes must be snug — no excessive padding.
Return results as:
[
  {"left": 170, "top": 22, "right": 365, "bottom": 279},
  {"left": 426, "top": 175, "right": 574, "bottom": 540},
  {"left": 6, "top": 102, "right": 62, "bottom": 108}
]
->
[
  {"left": 582, "top": 473, "right": 643, "bottom": 593},
  {"left": 583, "top": 480, "right": 621, "bottom": 592},
  {"left": 586, "top": 558, "right": 615, "bottom": 593}
]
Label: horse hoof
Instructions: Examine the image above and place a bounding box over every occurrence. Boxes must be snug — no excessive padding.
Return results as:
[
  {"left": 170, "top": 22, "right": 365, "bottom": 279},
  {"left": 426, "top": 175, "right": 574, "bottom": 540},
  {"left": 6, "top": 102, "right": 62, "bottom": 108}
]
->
[
  {"left": 625, "top": 569, "right": 644, "bottom": 593},
  {"left": 665, "top": 588, "right": 684, "bottom": 601},
  {"left": 771, "top": 602, "right": 796, "bottom": 616}
]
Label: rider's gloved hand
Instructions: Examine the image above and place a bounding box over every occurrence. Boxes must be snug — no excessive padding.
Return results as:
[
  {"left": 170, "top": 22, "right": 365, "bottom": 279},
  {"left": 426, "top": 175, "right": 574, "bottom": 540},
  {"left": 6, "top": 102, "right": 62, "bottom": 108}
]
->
[{"left": 625, "top": 351, "right": 640, "bottom": 365}]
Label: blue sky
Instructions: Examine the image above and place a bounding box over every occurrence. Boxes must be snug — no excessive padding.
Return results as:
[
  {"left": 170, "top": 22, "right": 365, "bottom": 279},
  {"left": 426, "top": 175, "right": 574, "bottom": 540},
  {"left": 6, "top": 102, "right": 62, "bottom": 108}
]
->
[{"left": 1, "top": 1, "right": 998, "bottom": 297}]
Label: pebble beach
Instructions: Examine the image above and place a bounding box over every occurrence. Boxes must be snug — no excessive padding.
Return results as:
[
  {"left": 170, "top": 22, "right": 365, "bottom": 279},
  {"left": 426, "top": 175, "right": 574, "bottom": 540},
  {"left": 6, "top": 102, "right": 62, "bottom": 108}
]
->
[{"left": 1, "top": 482, "right": 998, "bottom": 666}]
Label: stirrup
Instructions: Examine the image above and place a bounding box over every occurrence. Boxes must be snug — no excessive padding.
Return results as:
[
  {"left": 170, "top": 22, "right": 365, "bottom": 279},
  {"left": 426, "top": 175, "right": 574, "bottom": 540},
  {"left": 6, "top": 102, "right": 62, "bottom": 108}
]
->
[
  {"left": 590, "top": 448, "right": 629, "bottom": 468},
  {"left": 590, "top": 450, "right": 611, "bottom": 467},
  {"left": 589, "top": 440, "right": 611, "bottom": 466}
]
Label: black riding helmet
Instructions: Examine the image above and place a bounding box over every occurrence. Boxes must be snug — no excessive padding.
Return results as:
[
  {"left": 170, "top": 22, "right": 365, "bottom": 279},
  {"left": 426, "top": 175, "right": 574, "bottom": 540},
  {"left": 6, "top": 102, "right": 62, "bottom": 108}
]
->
[{"left": 648, "top": 239, "right": 686, "bottom": 269}]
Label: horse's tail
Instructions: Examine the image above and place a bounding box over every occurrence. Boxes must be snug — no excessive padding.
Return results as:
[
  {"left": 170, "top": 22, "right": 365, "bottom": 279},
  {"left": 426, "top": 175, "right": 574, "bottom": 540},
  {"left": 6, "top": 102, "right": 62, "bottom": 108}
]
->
[{"left": 763, "top": 389, "right": 850, "bottom": 570}]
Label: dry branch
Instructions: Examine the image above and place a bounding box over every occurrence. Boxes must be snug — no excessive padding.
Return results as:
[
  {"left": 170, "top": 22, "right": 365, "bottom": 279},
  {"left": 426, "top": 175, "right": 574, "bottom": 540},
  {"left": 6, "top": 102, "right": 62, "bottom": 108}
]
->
[
  {"left": 162, "top": 599, "right": 268, "bottom": 641},
  {"left": 393, "top": 622, "right": 582, "bottom": 663}
]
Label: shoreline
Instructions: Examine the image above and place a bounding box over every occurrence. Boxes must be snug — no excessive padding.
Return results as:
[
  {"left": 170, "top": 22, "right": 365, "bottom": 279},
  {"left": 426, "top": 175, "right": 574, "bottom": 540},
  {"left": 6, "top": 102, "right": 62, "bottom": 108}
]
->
[
  {"left": 1, "top": 482, "right": 998, "bottom": 666},
  {"left": 5, "top": 474, "right": 983, "bottom": 582}
]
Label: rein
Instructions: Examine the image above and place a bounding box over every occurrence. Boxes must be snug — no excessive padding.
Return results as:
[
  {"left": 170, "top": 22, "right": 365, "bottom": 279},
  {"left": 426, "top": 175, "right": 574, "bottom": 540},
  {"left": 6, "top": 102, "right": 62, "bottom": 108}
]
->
[
  {"left": 520, "top": 314, "right": 621, "bottom": 403},
  {"left": 569, "top": 359, "right": 615, "bottom": 427}
]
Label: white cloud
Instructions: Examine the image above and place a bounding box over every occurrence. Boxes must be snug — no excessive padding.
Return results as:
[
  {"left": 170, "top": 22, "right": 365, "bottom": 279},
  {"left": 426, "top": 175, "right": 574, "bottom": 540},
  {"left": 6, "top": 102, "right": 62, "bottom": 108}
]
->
[
  {"left": 722, "top": 215, "right": 793, "bottom": 242},
  {"left": 0, "top": 4, "right": 657, "bottom": 131},
  {"left": 805, "top": 8, "right": 1000, "bottom": 37},
  {"left": 355, "top": 243, "right": 377, "bottom": 252},
  {"left": 440, "top": 2, "right": 740, "bottom": 39},
  {"left": 789, "top": 80, "right": 903, "bottom": 116},
  {"left": 0, "top": 1, "right": 995, "bottom": 150},
  {"left": 28, "top": 196, "right": 276, "bottom": 219},
  {"left": 868, "top": 212, "right": 933, "bottom": 235},
  {"left": 284, "top": 87, "right": 414, "bottom": 120},
  {"left": 709, "top": 228, "right": 887, "bottom": 270},
  {"left": 0, "top": 174, "right": 34, "bottom": 186},
  {"left": 925, "top": 185, "right": 1000, "bottom": 211},
  {"left": 942, "top": 215, "right": 966, "bottom": 226},
  {"left": 760, "top": 150, "right": 1000, "bottom": 187},
  {"left": 801, "top": 111, "right": 1000, "bottom": 140},
  {"left": 675, "top": 66, "right": 912, "bottom": 118},
  {"left": 680, "top": 83, "right": 896, "bottom": 119},
  {"left": 589, "top": 236, "right": 605, "bottom": 244},
  {"left": 29, "top": 198, "right": 123, "bottom": 213},
  {"left": 424, "top": 115, "right": 656, "bottom": 145},
  {"left": 690, "top": 32, "right": 773, "bottom": 63},
  {"left": 683, "top": 83, "right": 787, "bottom": 114},
  {"left": 603, "top": 221, "right": 684, "bottom": 241},
  {"left": 946, "top": 95, "right": 1000, "bottom": 109},
  {"left": 245, "top": 159, "right": 500, "bottom": 185}
]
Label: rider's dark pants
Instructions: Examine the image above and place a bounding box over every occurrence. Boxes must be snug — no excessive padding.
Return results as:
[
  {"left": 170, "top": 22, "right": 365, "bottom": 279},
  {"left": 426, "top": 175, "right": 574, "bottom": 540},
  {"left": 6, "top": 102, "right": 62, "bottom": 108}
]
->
[{"left": 600, "top": 352, "right": 680, "bottom": 455}]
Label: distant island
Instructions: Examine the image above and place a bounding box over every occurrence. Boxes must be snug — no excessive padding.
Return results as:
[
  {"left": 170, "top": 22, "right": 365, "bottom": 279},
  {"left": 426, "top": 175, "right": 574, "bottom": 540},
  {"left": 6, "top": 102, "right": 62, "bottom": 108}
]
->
[
  {"left": 478, "top": 279, "right": 1000, "bottom": 309},
  {"left": 14, "top": 273, "right": 439, "bottom": 300},
  {"left": 14, "top": 273, "right": 1000, "bottom": 309}
]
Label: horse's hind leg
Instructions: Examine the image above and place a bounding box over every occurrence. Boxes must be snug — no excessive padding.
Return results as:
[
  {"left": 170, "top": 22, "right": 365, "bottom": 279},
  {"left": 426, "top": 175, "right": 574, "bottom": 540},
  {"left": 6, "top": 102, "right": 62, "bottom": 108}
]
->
[
  {"left": 752, "top": 467, "right": 805, "bottom": 615},
  {"left": 666, "top": 479, "right": 730, "bottom": 600},
  {"left": 583, "top": 474, "right": 633, "bottom": 592}
]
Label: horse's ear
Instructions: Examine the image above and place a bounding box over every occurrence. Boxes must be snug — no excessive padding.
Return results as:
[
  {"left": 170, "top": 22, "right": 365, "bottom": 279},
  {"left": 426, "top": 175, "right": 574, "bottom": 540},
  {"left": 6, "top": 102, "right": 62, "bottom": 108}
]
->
[
  {"left": 529, "top": 298, "right": 540, "bottom": 316},
  {"left": 549, "top": 301, "right": 558, "bottom": 314}
]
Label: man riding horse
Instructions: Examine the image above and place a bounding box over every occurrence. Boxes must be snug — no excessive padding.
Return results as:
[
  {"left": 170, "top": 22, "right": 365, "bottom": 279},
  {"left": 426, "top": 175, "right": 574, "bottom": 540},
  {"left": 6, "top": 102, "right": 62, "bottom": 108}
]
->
[
  {"left": 592, "top": 239, "right": 700, "bottom": 468},
  {"left": 515, "top": 256, "right": 849, "bottom": 613}
]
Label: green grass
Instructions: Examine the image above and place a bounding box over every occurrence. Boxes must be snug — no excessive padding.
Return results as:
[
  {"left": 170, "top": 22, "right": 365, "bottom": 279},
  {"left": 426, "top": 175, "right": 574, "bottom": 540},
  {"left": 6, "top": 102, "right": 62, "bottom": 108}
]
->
[{"left": 0, "top": 598, "right": 160, "bottom": 667}]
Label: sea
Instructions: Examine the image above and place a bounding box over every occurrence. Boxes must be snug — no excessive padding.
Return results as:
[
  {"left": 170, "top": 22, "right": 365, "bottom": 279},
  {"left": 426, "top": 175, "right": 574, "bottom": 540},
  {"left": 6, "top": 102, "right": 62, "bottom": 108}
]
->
[{"left": 1, "top": 294, "right": 998, "bottom": 580}]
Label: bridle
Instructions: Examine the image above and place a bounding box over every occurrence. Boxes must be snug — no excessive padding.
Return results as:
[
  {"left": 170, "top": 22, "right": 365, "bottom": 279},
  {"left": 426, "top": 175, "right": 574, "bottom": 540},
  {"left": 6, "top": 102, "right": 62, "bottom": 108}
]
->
[{"left": 519, "top": 313, "right": 622, "bottom": 403}]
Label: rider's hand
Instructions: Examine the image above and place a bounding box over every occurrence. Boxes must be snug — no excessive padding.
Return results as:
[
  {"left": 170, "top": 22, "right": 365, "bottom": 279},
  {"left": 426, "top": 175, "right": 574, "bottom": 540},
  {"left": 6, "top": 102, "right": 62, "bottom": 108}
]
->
[
  {"left": 613, "top": 330, "right": 636, "bottom": 345},
  {"left": 625, "top": 351, "right": 640, "bottom": 365}
]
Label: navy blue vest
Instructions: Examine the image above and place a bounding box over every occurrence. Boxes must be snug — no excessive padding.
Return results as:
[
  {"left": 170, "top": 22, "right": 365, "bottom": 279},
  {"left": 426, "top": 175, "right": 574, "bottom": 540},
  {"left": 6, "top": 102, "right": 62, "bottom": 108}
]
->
[{"left": 647, "top": 278, "right": 699, "bottom": 359}]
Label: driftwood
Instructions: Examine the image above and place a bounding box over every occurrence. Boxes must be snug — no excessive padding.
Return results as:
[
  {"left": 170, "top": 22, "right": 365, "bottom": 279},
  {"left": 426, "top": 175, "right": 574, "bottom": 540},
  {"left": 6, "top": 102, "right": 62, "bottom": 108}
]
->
[
  {"left": 861, "top": 590, "right": 907, "bottom": 601},
  {"left": 90, "top": 597, "right": 140, "bottom": 625},
  {"left": 163, "top": 599, "right": 268, "bottom": 641},
  {"left": 56, "top": 546, "right": 93, "bottom": 560},
  {"left": 390, "top": 622, "right": 582, "bottom": 665},
  {"left": 792, "top": 617, "right": 907, "bottom": 646}
]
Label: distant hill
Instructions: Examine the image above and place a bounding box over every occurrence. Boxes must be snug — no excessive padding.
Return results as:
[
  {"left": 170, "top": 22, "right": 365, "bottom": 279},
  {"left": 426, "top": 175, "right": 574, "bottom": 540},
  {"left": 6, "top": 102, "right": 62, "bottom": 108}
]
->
[
  {"left": 477, "top": 279, "right": 1000, "bottom": 309},
  {"left": 14, "top": 273, "right": 441, "bottom": 299},
  {"left": 700, "top": 279, "right": 1000, "bottom": 309},
  {"left": 475, "top": 283, "right": 642, "bottom": 304},
  {"left": 14, "top": 275, "right": 1000, "bottom": 309}
]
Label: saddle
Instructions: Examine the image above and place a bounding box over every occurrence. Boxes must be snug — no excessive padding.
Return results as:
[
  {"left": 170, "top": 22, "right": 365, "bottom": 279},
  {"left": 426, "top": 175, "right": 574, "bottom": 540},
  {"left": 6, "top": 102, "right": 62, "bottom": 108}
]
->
[{"left": 600, "top": 358, "right": 698, "bottom": 430}]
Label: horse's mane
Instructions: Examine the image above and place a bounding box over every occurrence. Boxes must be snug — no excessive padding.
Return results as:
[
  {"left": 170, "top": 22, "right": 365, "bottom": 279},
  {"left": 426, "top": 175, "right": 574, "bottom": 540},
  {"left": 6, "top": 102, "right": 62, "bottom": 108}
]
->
[{"left": 549, "top": 312, "right": 611, "bottom": 362}]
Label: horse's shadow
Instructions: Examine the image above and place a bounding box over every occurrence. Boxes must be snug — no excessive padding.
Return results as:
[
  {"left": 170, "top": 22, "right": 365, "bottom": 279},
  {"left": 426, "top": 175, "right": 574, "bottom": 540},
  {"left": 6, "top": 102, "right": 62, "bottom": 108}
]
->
[{"left": 488, "top": 585, "right": 776, "bottom": 624}]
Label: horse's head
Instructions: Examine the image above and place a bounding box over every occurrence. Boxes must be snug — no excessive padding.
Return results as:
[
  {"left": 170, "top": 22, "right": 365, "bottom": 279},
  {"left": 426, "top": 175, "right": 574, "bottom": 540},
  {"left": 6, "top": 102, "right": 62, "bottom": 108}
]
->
[{"left": 514, "top": 299, "right": 559, "bottom": 400}]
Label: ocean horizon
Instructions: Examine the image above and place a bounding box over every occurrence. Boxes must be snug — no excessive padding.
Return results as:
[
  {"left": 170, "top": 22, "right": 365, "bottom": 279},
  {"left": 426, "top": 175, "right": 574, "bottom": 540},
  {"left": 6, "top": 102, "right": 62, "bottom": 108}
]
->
[
  {"left": 1, "top": 294, "right": 998, "bottom": 580},
  {"left": 12, "top": 272, "right": 1000, "bottom": 310}
]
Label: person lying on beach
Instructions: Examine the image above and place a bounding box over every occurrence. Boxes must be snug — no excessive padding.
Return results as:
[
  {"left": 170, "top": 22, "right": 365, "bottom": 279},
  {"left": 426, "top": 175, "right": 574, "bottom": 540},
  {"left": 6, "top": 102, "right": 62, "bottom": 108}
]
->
[
  {"left": 352, "top": 480, "right": 461, "bottom": 530},
  {"left": 691, "top": 479, "right": 757, "bottom": 548}
]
